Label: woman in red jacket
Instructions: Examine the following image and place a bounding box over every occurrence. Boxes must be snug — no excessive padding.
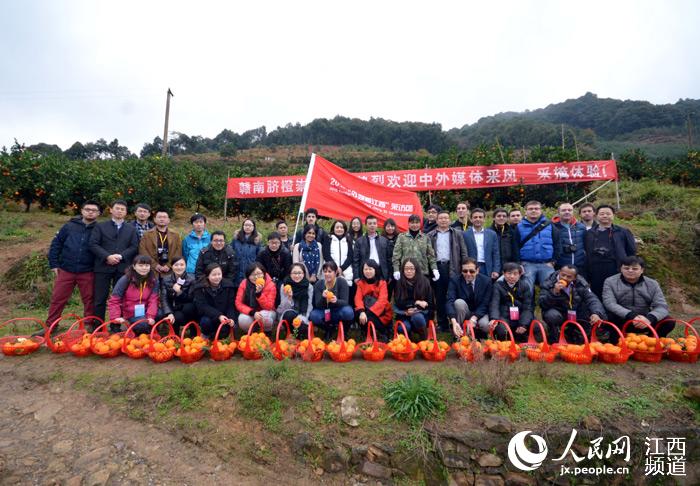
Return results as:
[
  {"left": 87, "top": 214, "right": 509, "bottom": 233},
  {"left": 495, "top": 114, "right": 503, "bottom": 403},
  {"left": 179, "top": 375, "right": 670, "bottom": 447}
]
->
[
  {"left": 108, "top": 255, "right": 159, "bottom": 334},
  {"left": 354, "top": 259, "right": 393, "bottom": 342},
  {"left": 236, "top": 262, "right": 277, "bottom": 332}
]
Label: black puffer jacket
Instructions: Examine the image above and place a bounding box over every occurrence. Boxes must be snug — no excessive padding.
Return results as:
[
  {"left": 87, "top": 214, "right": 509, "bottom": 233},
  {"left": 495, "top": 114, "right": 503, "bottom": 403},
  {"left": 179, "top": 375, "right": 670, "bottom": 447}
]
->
[
  {"left": 538, "top": 272, "right": 606, "bottom": 318},
  {"left": 159, "top": 272, "right": 196, "bottom": 314},
  {"left": 194, "top": 245, "right": 239, "bottom": 281},
  {"left": 192, "top": 278, "right": 238, "bottom": 321}
]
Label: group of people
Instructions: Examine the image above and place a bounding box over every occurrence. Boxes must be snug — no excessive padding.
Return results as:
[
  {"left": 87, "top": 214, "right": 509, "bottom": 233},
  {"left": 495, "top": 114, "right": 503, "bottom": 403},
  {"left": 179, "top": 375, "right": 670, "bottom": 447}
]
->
[{"left": 47, "top": 198, "right": 673, "bottom": 345}]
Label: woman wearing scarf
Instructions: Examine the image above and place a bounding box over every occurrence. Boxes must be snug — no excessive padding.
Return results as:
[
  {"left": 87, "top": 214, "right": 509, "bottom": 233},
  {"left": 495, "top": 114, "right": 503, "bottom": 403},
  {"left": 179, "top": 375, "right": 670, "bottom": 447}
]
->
[
  {"left": 192, "top": 263, "right": 237, "bottom": 340},
  {"left": 235, "top": 262, "right": 277, "bottom": 332},
  {"left": 292, "top": 224, "right": 324, "bottom": 284},
  {"left": 309, "top": 261, "right": 354, "bottom": 340},
  {"left": 277, "top": 263, "right": 314, "bottom": 336},
  {"left": 323, "top": 220, "right": 354, "bottom": 286},
  {"left": 393, "top": 258, "right": 433, "bottom": 341},
  {"left": 231, "top": 218, "right": 262, "bottom": 288},
  {"left": 354, "top": 259, "right": 393, "bottom": 342}
]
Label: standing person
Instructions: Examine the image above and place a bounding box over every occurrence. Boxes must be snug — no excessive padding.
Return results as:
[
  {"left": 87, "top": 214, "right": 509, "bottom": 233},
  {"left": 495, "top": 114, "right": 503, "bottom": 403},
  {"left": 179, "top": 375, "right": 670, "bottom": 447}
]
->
[
  {"left": 578, "top": 203, "right": 596, "bottom": 231},
  {"left": 488, "top": 263, "right": 533, "bottom": 343},
  {"left": 194, "top": 230, "right": 238, "bottom": 281},
  {"left": 382, "top": 218, "right": 399, "bottom": 301},
  {"left": 392, "top": 214, "right": 439, "bottom": 282},
  {"left": 256, "top": 232, "right": 293, "bottom": 285},
  {"left": 323, "top": 220, "right": 354, "bottom": 287},
  {"left": 293, "top": 208, "right": 328, "bottom": 246},
  {"left": 192, "top": 263, "right": 237, "bottom": 340},
  {"left": 309, "top": 261, "right": 354, "bottom": 340},
  {"left": 584, "top": 205, "right": 637, "bottom": 298},
  {"left": 354, "top": 260, "right": 393, "bottom": 341},
  {"left": 353, "top": 215, "right": 392, "bottom": 290},
  {"left": 427, "top": 210, "right": 468, "bottom": 330},
  {"left": 89, "top": 199, "right": 139, "bottom": 323},
  {"left": 277, "top": 263, "right": 314, "bottom": 336},
  {"left": 447, "top": 258, "right": 493, "bottom": 339},
  {"left": 450, "top": 201, "right": 471, "bottom": 231},
  {"left": 393, "top": 258, "right": 434, "bottom": 340},
  {"left": 348, "top": 217, "right": 364, "bottom": 243},
  {"left": 159, "top": 256, "right": 196, "bottom": 335},
  {"left": 182, "top": 213, "right": 211, "bottom": 274},
  {"left": 276, "top": 220, "right": 293, "bottom": 251},
  {"left": 236, "top": 262, "right": 277, "bottom": 333},
  {"left": 107, "top": 255, "right": 159, "bottom": 334},
  {"left": 552, "top": 203, "right": 586, "bottom": 272},
  {"left": 292, "top": 224, "right": 325, "bottom": 284},
  {"left": 517, "top": 200, "right": 560, "bottom": 290},
  {"left": 139, "top": 209, "right": 182, "bottom": 278},
  {"left": 423, "top": 204, "right": 441, "bottom": 233},
  {"left": 132, "top": 203, "right": 154, "bottom": 241},
  {"left": 491, "top": 208, "right": 520, "bottom": 266},
  {"left": 47, "top": 200, "right": 100, "bottom": 328},
  {"left": 509, "top": 208, "right": 523, "bottom": 226},
  {"left": 231, "top": 218, "right": 262, "bottom": 289},
  {"left": 463, "top": 208, "right": 501, "bottom": 279},
  {"left": 602, "top": 256, "right": 674, "bottom": 342}
]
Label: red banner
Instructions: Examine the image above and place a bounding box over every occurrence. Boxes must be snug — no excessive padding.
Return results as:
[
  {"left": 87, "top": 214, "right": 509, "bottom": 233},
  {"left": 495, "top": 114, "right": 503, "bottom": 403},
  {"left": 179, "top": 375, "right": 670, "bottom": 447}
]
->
[
  {"left": 302, "top": 155, "right": 422, "bottom": 233},
  {"left": 226, "top": 160, "right": 617, "bottom": 199}
]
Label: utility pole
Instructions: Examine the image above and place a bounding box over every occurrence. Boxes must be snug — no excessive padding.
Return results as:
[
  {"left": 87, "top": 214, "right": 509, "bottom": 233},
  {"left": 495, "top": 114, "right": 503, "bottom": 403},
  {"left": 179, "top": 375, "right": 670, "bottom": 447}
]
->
[
  {"left": 688, "top": 113, "right": 694, "bottom": 149},
  {"left": 162, "top": 88, "right": 174, "bottom": 157}
]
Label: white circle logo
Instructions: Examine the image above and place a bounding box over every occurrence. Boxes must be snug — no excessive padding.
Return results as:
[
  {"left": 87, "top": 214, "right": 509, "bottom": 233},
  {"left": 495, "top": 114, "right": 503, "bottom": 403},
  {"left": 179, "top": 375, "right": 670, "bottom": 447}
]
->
[{"left": 507, "top": 431, "right": 548, "bottom": 471}]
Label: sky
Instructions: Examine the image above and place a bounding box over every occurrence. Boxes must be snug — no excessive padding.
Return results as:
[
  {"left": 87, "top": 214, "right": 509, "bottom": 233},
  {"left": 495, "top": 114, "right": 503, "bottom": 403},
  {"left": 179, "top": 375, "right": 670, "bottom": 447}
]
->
[{"left": 1, "top": 0, "right": 699, "bottom": 154}]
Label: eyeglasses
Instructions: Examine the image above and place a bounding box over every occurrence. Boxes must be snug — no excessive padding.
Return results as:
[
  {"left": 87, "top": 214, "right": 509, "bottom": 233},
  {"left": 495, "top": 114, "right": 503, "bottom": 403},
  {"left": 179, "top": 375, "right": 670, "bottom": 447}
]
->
[
  {"left": 462, "top": 269, "right": 477, "bottom": 274},
  {"left": 82, "top": 207, "right": 100, "bottom": 213}
]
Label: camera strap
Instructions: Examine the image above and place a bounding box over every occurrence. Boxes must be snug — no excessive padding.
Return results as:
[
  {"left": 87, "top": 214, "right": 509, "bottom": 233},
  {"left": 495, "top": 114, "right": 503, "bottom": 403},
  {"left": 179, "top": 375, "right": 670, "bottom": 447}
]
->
[{"left": 518, "top": 221, "right": 550, "bottom": 249}]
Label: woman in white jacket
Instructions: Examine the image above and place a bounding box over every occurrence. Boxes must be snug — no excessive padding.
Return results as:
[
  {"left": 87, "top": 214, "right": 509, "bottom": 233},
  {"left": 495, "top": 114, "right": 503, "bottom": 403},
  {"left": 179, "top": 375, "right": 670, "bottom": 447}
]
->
[{"left": 323, "top": 220, "right": 354, "bottom": 286}]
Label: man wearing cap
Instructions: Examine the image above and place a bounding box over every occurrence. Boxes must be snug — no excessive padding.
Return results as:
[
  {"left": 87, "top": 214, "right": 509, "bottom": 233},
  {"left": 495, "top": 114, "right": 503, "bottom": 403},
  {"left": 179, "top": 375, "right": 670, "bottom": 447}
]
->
[{"left": 182, "top": 213, "right": 211, "bottom": 274}]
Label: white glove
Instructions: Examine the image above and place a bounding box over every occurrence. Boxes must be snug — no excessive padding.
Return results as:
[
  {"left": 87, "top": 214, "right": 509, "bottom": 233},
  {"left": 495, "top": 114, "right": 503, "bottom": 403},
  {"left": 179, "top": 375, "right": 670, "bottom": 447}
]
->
[
  {"left": 393, "top": 271, "right": 401, "bottom": 281},
  {"left": 432, "top": 269, "right": 440, "bottom": 281}
]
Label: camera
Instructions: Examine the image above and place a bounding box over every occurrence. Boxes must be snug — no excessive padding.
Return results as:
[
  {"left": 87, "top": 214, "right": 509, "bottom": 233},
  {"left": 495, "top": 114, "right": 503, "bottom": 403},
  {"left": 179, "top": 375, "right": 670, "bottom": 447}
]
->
[
  {"left": 563, "top": 244, "right": 577, "bottom": 254},
  {"left": 593, "top": 247, "right": 610, "bottom": 257},
  {"left": 157, "top": 247, "right": 169, "bottom": 264}
]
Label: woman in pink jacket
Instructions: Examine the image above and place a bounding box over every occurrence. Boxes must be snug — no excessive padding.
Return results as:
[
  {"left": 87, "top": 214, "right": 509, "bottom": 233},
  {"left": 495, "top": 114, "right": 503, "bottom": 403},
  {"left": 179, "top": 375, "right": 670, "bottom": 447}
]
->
[
  {"left": 235, "top": 262, "right": 277, "bottom": 332},
  {"left": 108, "top": 255, "right": 159, "bottom": 334}
]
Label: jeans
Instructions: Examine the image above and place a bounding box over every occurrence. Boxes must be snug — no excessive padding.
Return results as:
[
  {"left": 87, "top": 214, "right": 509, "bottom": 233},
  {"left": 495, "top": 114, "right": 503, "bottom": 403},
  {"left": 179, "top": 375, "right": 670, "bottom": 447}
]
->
[
  {"left": 394, "top": 310, "right": 430, "bottom": 335},
  {"left": 200, "top": 316, "right": 232, "bottom": 340},
  {"left": 309, "top": 306, "right": 354, "bottom": 336},
  {"left": 522, "top": 262, "right": 555, "bottom": 288}
]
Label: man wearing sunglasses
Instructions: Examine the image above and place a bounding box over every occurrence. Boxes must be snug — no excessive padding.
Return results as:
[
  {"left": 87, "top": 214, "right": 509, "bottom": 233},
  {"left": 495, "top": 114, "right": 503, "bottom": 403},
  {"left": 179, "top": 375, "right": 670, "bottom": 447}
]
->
[{"left": 446, "top": 258, "right": 493, "bottom": 339}]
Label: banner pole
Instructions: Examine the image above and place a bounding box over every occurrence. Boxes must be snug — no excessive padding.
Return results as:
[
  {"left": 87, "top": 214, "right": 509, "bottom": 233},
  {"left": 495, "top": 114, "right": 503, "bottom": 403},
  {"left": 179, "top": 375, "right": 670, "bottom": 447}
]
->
[
  {"left": 292, "top": 153, "right": 317, "bottom": 246},
  {"left": 223, "top": 169, "right": 230, "bottom": 221},
  {"left": 612, "top": 153, "right": 620, "bottom": 210}
]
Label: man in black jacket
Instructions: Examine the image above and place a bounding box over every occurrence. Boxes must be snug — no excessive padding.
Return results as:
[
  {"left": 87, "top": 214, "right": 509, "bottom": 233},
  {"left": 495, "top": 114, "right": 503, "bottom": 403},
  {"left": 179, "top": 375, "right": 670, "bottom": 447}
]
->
[
  {"left": 353, "top": 215, "right": 391, "bottom": 283},
  {"left": 446, "top": 258, "right": 493, "bottom": 339},
  {"left": 194, "top": 231, "right": 238, "bottom": 281},
  {"left": 89, "top": 199, "right": 139, "bottom": 322},
  {"left": 47, "top": 200, "right": 100, "bottom": 328},
  {"left": 539, "top": 265, "right": 606, "bottom": 343}
]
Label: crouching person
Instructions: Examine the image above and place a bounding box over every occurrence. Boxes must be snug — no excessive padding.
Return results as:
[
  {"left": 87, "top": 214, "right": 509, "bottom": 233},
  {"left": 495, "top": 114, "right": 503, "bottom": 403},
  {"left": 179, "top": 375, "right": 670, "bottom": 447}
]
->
[
  {"left": 108, "top": 255, "right": 159, "bottom": 334},
  {"left": 488, "top": 262, "right": 533, "bottom": 343},
  {"left": 446, "top": 258, "right": 493, "bottom": 340},
  {"left": 309, "top": 261, "right": 354, "bottom": 340},
  {"left": 277, "top": 263, "right": 314, "bottom": 336},
  {"left": 602, "top": 256, "right": 674, "bottom": 343},
  {"left": 236, "top": 262, "right": 277, "bottom": 333},
  {"left": 539, "top": 265, "right": 606, "bottom": 343},
  {"left": 193, "top": 263, "right": 237, "bottom": 340}
]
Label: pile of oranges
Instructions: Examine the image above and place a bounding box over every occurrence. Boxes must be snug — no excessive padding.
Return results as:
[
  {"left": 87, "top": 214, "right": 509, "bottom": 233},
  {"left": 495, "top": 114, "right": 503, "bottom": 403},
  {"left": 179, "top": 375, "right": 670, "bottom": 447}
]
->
[
  {"left": 149, "top": 339, "right": 178, "bottom": 363},
  {"left": 70, "top": 334, "right": 93, "bottom": 357},
  {"left": 484, "top": 339, "right": 521, "bottom": 355},
  {"left": 557, "top": 343, "right": 595, "bottom": 354},
  {"left": 92, "top": 334, "right": 124, "bottom": 357},
  {"left": 667, "top": 335, "right": 698, "bottom": 352},
  {"left": 124, "top": 333, "right": 152, "bottom": 358},
  {"left": 298, "top": 337, "right": 325, "bottom": 355},
  {"left": 239, "top": 332, "right": 271, "bottom": 351},
  {"left": 590, "top": 342, "right": 623, "bottom": 355},
  {"left": 418, "top": 339, "right": 449, "bottom": 353},
  {"left": 178, "top": 335, "right": 208, "bottom": 355},
  {"left": 452, "top": 336, "right": 483, "bottom": 360},
  {"left": 1, "top": 337, "right": 41, "bottom": 356},
  {"left": 388, "top": 335, "right": 418, "bottom": 361},
  {"left": 272, "top": 339, "right": 296, "bottom": 359},
  {"left": 624, "top": 333, "right": 663, "bottom": 353},
  {"left": 327, "top": 338, "right": 356, "bottom": 354},
  {"left": 210, "top": 340, "right": 236, "bottom": 360}
]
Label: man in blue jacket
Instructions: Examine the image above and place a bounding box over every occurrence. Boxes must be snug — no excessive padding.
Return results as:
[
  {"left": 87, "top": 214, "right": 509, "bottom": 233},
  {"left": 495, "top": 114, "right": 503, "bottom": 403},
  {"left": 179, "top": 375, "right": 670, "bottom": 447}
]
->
[
  {"left": 463, "top": 208, "right": 501, "bottom": 279},
  {"left": 552, "top": 202, "right": 586, "bottom": 273},
  {"left": 517, "top": 200, "right": 560, "bottom": 289},
  {"left": 47, "top": 201, "right": 100, "bottom": 327},
  {"left": 182, "top": 213, "right": 211, "bottom": 274}
]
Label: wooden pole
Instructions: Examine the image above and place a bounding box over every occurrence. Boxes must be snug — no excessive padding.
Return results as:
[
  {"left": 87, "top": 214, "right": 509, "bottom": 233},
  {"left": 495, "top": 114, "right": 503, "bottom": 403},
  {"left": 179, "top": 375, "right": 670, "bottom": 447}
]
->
[{"left": 162, "top": 88, "right": 173, "bottom": 157}]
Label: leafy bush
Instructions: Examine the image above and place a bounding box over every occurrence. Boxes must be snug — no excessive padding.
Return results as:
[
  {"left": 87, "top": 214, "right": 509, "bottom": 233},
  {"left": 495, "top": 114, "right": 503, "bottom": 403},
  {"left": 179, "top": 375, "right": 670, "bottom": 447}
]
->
[{"left": 383, "top": 374, "right": 446, "bottom": 423}]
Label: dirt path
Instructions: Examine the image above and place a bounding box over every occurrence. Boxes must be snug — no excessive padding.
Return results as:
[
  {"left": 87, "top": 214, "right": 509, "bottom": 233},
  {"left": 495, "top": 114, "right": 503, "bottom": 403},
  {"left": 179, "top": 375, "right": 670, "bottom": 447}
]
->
[{"left": 0, "top": 358, "right": 316, "bottom": 486}]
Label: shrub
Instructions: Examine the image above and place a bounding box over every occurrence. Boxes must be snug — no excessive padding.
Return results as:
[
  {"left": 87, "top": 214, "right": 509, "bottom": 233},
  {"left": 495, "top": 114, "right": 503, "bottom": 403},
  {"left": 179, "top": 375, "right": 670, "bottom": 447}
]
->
[{"left": 383, "top": 373, "right": 446, "bottom": 423}]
